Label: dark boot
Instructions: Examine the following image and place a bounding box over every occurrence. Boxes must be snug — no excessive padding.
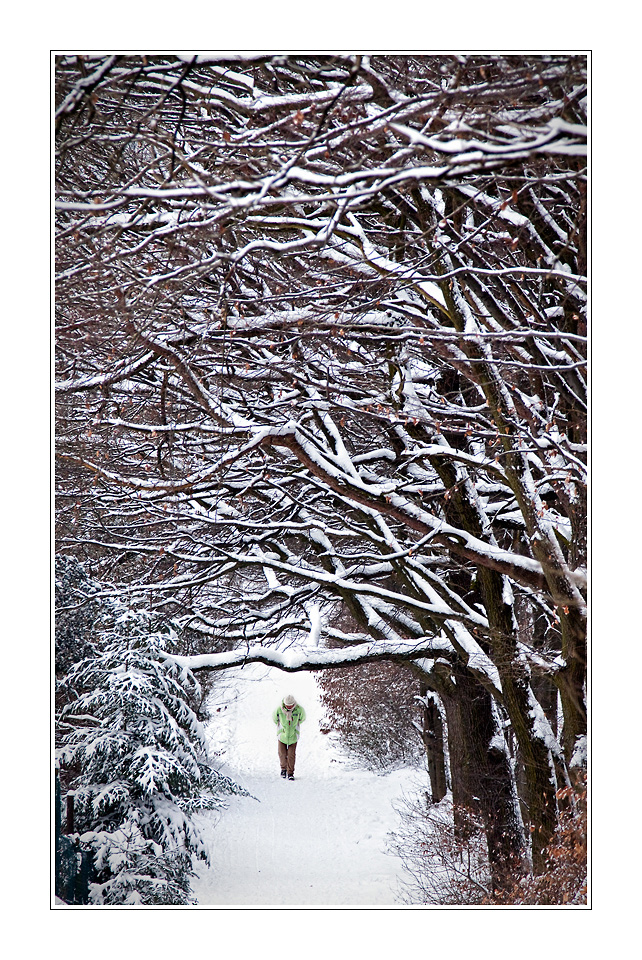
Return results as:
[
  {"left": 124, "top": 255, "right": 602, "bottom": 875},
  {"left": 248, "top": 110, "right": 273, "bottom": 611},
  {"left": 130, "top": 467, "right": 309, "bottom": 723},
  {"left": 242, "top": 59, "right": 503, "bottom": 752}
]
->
[{"left": 280, "top": 769, "right": 287, "bottom": 778}]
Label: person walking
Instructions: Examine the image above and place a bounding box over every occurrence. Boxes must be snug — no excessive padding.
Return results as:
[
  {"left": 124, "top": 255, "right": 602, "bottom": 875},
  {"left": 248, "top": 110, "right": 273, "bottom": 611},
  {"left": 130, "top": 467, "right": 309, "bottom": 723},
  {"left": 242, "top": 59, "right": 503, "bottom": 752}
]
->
[{"left": 273, "top": 694, "right": 306, "bottom": 780}]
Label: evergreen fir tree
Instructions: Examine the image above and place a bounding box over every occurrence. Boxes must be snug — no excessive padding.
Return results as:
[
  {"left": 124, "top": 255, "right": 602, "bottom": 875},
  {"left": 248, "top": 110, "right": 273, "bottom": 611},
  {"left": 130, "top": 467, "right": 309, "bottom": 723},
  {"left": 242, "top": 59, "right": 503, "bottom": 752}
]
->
[{"left": 57, "top": 597, "right": 249, "bottom": 905}]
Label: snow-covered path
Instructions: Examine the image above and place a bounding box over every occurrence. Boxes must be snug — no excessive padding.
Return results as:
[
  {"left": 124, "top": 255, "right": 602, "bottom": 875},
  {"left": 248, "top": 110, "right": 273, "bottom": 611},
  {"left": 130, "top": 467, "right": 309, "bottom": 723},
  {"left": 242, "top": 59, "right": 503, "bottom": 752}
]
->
[{"left": 192, "top": 664, "right": 418, "bottom": 906}]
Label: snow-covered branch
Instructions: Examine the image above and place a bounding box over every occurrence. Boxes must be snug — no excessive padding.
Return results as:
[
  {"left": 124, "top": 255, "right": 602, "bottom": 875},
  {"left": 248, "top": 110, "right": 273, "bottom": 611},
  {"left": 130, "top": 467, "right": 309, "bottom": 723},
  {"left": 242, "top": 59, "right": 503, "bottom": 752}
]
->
[{"left": 163, "top": 636, "right": 452, "bottom": 675}]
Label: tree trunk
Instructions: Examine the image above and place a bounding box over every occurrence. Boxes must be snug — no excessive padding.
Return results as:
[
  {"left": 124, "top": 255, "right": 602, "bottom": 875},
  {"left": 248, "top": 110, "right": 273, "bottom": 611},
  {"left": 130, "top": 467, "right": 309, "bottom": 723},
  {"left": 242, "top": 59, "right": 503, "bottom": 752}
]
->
[
  {"left": 419, "top": 684, "right": 447, "bottom": 803},
  {"left": 428, "top": 448, "right": 561, "bottom": 875},
  {"left": 479, "top": 564, "right": 560, "bottom": 874},
  {"left": 440, "top": 663, "right": 527, "bottom": 895}
]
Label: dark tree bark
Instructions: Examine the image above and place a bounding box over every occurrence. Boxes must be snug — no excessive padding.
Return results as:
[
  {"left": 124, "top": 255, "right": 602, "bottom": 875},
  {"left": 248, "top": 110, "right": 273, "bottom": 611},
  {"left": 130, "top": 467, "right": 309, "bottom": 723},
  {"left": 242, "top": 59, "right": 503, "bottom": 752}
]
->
[
  {"left": 440, "top": 664, "right": 527, "bottom": 895},
  {"left": 419, "top": 684, "right": 448, "bottom": 803}
]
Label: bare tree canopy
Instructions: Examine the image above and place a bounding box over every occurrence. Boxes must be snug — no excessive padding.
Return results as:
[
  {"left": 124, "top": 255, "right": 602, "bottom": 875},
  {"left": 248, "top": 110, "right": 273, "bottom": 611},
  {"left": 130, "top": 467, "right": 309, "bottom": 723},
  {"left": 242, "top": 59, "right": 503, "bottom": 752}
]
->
[{"left": 55, "top": 53, "right": 587, "bottom": 888}]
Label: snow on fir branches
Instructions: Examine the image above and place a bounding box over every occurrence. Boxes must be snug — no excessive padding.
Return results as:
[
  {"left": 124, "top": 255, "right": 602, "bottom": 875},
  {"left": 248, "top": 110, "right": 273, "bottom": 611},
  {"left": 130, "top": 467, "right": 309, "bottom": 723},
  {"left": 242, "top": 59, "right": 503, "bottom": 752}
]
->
[{"left": 57, "top": 588, "right": 249, "bottom": 905}]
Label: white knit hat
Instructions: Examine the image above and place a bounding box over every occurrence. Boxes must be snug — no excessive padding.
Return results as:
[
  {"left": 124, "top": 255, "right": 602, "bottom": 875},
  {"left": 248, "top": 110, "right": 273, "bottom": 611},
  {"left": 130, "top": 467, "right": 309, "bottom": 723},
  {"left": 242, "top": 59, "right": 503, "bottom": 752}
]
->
[{"left": 283, "top": 694, "right": 296, "bottom": 707}]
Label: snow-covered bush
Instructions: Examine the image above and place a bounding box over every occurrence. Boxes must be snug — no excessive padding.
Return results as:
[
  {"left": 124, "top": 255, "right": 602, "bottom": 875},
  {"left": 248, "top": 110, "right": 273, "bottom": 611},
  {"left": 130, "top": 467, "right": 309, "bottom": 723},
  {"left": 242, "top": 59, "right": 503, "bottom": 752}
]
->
[
  {"left": 57, "top": 607, "right": 248, "bottom": 905},
  {"left": 390, "top": 774, "right": 587, "bottom": 905},
  {"left": 389, "top": 791, "right": 491, "bottom": 905}
]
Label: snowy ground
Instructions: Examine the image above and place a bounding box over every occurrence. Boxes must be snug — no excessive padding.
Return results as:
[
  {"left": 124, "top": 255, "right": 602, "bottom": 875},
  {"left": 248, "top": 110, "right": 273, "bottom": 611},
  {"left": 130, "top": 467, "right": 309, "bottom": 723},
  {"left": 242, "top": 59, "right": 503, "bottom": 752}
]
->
[{"left": 191, "top": 663, "right": 421, "bottom": 907}]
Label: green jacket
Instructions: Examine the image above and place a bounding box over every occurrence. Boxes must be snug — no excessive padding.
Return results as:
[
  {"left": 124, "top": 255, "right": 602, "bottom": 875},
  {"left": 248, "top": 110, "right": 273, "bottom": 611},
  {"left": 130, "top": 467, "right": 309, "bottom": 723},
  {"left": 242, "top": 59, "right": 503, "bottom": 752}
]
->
[{"left": 273, "top": 704, "right": 306, "bottom": 745}]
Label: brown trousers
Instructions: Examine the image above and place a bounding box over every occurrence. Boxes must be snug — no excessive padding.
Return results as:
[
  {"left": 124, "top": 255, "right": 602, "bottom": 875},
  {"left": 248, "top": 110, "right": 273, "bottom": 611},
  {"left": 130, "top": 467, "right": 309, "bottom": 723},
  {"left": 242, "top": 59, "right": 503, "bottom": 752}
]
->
[{"left": 278, "top": 740, "right": 297, "bottom": 776}]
